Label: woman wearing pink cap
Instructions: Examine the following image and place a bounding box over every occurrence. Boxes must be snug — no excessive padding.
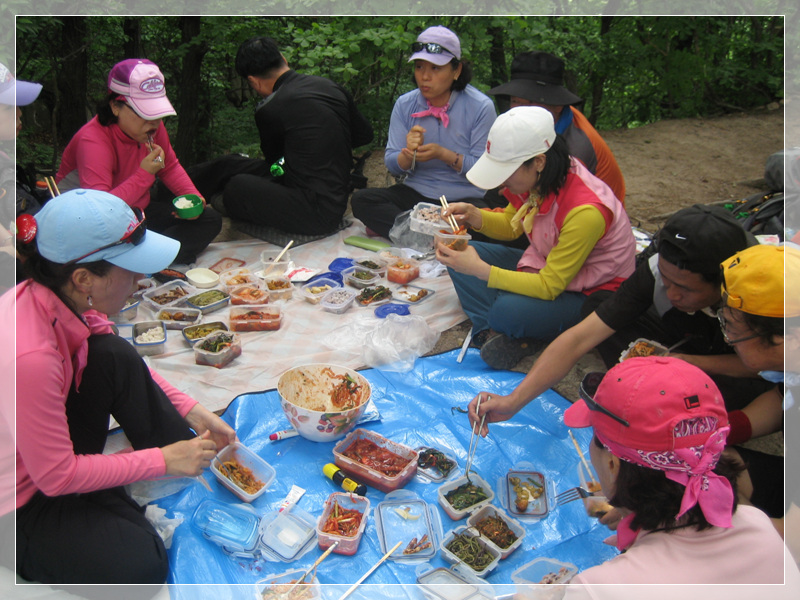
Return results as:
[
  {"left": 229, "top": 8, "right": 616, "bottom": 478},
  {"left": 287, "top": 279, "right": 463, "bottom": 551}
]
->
[
  {"left": 558, "top": 357, "right": 798, "bottom": 596},
  {"left": 55, "top": 59, "right": 221, "bottom": 266}
]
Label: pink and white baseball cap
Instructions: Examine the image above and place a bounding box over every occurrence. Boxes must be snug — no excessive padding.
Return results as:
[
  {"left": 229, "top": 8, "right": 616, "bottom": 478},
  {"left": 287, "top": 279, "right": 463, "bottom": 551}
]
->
[{"left": 108, "top": 59, "right": 176, "bottom": 120}]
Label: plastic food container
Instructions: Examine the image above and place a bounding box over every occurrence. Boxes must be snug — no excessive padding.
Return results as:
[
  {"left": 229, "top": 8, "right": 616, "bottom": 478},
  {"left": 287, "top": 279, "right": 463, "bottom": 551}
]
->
[
  {"left": 191, "top": 499, "right": 261, "bottom": 558},
  {"left": 229, "top": 283, "right": 270, "bottom": 306},
  {"left": 354, "top": 285, "right": 393, "bottom": 308},
  {"left": 409, "top": 202, "right": 449, "bottom": 236},
  {"left": 415, "top": 446, "right": 458, "bottom": 482},
  {"left": 393, "top": 285, "right": 435, "bottom": 305},
  {"left": 263, "top": 276, "right": 293, "bottom": 301},
  {"left": 230, "top": 305, "right": 282, "bottom": 332},
  {"left": 211, "top": 442, "right": 275, "bottom": 503},
  {"left": 193, "top": 331, "right": 242, "bottom": 368},
  {"left": 320, "top": 288, "right": 357, "bottom": 314},
  {"left": 506, "top": 469, "right": 549, "bottom": 518},
  {"left": 342, "top": 266, "right": 380, "bottom": 290},
  {"left": 260, "top": 249, "right": 293, "bottom": 276},
  {"left": 375, "top": 490, "right": 439, "bottom": 562},
  {"left": 415, "top": 566, "right": 494, "bottom": 600},
  {"left": 185, "top": 289, "right": 230, "bottom": 314},
  {"left": 316, "top": 492, "right": 370, "bottom": 555},
  {"left": 353, "top": 257, "right": 387, "bottom": 277},
  {"left": 185, "top": 267, "right": 220, "bottom": 289},
  {"left": 142, "top": 280, "right": 196, "bottom": 311},
  {"left": 259, "top": 507, "right": 318, "bottom": 563},
  {"left": 209, "top": 257, "right": 245, "bottom": 275},
  {"left": 577, "top": 462, "right": 613, "bottom": 518},
  {"left": 172, "top": 194, "right": 204, "bottom": 218},
  {"left": 300, "top": 278, "right": 341, "bottom": 304},
  {"left": 134, "top": 277, "right": 158, "bottom": 296},
  {"left": 132, "top": 321, "right": 167, "bottom": 356},
  {"left": 440, "top": 525, "right": 501, "bottom": 578},
  {"left": 511, "top": 557, "right": 578, "bottom": 598},
  {"left": 619, "top": 337, "right": 669, "bottom": 362},
  {"left": 437, "top": 473, "right": 494, "bottom": 520},
  {"left": 386, "top": 258, "right": 420, "bottom": 284},
  {"left": 466, "top": 505, "right": 526, "bottom": 560},
  {"left": 155, "top": 306, "right": 202, "bottom": 330},
  {"left": 109, "top": 298, "right": 139, "bottom": 323},
  {"left": 434, "top": 229, "right": 471, "bottom": 251},
  {"left": 255, "top": 567, "right": 321, "bottom": 599},
  {"left": 220, "top": 268, "right": 256, "bottom": 292},
  {"left": 182, "top": 321, "right": 228, "bottom": 344},
  {"left": 333, "top": 429, "right": 418, "bottom": 493}
]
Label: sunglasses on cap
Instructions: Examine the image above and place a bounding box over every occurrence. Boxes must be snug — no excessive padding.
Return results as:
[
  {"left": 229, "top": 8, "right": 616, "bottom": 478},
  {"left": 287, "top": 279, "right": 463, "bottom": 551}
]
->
[
  {"left": 64, "top": 207, "right": 147, "bottom": 266},
  {"left": 579, "top": 372, "right": 630, "bottom": 428},
  {"left": 411, "top": 42, "right": 456, "bottom": 57}
]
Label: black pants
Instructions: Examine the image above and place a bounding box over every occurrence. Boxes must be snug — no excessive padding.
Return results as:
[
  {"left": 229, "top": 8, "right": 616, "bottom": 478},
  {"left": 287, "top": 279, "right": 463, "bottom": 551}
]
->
[
  {"left": 15, "top": 334, "right": 194, "bottom": 586},
  {"left": 145, "top": 199, "right": 222, "bottom": 265}
]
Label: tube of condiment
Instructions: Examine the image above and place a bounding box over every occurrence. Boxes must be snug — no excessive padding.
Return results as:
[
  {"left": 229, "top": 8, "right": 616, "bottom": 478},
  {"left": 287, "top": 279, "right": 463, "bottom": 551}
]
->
[{"left": 323, "top": 463, "right": 367, "bottom": 496}]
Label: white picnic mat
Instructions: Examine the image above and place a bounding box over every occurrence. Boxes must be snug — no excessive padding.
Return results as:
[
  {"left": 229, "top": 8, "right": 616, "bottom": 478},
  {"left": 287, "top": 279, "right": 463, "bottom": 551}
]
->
[{"left": 121, "top": 221, "right": 466, "bottom": 414}]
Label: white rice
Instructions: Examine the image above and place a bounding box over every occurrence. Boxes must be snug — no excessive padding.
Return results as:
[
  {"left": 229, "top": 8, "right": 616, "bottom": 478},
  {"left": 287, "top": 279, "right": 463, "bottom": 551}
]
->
[{"left": 135, "top": 327, "right": 165, "bottom": 344}]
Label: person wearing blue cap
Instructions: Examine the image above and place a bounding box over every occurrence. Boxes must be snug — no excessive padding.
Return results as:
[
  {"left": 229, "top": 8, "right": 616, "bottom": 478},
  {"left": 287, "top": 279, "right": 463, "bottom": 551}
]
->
[{"left": 0, "top": 189, "right": 236, "bottom": 586}]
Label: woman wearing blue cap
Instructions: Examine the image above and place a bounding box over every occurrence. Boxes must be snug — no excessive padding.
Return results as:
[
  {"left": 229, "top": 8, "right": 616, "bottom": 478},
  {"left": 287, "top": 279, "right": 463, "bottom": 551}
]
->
[{"left": 0, "top": 189, "right": 235, "bottom": 586}]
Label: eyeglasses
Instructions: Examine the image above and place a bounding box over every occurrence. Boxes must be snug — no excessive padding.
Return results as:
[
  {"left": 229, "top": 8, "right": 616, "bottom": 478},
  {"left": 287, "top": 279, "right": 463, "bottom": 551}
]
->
[
  {"left": 715, "top": 309, "right": 762, "bottom": 345},
  {"left": 579, "top": 372, "right": 630, "bottom": 427},
  {"left": 411, "top": 42, "right": 456, "bottom": 57},
  {"left": 65, "top": 207, "right": 147, "bottom": 266}
]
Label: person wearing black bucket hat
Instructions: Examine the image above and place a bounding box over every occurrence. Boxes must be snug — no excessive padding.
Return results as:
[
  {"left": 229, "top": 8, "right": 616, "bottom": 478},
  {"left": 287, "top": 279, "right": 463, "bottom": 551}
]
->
[
  {"left": 0, "top": 189, "right": 235, "bottom": 585},
  {"left": 488, "top": 51, "right": 625, "bottom": 204}
]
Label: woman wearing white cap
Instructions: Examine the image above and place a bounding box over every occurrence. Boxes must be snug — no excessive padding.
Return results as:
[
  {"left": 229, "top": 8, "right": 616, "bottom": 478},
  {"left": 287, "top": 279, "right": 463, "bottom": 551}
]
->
[
  {"left": 0, "top": 189, "right": 235, "bottom": 585},
  {"left": 350, "top": 25, "right": 496, "bottom": 238},
  {"left": 437, "top": 106, "right": 635, "bottom": 370},
  {"left": 55, "top": 59, "right": 221, "bottom": 266}
]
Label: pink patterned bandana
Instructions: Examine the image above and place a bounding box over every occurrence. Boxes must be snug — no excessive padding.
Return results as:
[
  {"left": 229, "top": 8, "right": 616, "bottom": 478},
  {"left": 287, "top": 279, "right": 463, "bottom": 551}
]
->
[{"left": 411, "top": 100, "right": 450, "bottom": 128}]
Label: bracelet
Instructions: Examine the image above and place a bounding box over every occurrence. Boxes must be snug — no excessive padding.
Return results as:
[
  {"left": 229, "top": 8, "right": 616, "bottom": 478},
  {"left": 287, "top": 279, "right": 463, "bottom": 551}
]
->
[{"left": 450, "top": 153, "right": 461, "bottom": 168}]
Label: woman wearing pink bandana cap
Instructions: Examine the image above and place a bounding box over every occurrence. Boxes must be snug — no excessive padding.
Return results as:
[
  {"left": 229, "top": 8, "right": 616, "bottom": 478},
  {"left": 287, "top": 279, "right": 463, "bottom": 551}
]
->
[
  {"left": 350, "top": 25, "right": 496, "bottom": 238},
  {"left": 560, "top": 356, "right": 798, "bottom": 595}
]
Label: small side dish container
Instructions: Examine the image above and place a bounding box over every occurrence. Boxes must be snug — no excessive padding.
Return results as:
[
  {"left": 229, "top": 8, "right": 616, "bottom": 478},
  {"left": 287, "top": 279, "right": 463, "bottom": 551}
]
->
[
  {"left": 320, "top": 288, "right": 357, "bottom": 314},
  {"left": 260, "top": 249, "right": 293, "bottom": 276},
  {"left": 155, "top": 306, "right": 202, "bottom": 330},
  {"left": 409, "top": 202, "right": 449, "bottom": 236},
  {"left": 191, "top": 499, "right": 261, "bottom": 559},
  {"left": 437, "top": 473, "right": 494, "bottom": 521},
  {"left": 219, "top": 268, "right": 256, "bottom": 292},
  {"left": 300, "top": 278, "right": 340, "bottom": 304},
  {"left": 172, "top": 194, "right": 204, "bottom": 219},
  {"left": 109, "top": 298, "right": 139, "bottom": 323},
  {"left": 134, "top": 277, "right": 157, "bottom": 297},
  {"left": 193, "top": 331, "right": 242, "bottom": 368},
  {"left": 375, "top": 490, "right": 438, "bottom": 562},
  {"left": 511, "top": 557, "right": 577, "bottom": 599},
  {"left": 333, "top": 429, "right": 419, "bottom": 493},
  {"left": 211, "top": 442, "right": 275, "bottom": 503},
  {"left": 229, "top": 283, "right": 270, "bottom": 306},
  {"left": 263, "top": 276, "right": 293, "bottom": 301},
  {"left": 316, "top": 492, "right": 370, "bottom": 555},
  {"left": 185, "top": 289, "right": 230, "bottom": 315},
  {"left": 185, "top": 267, "right": 220, "bottom": 289},
  {"left": 209, "top": 257, "right": 245, "bottom": 275},
  {"left": 229, "top": 305, "right": 282, "bottom": 332},
  {"left": 416, "top": 566, "right": 494, "bottom": 600},
  {"left": 342, "top": 266, "right": 380, "bottom": 290},
  {"left": 353, "top": 257, "right": 387, "bottom": 278},
  {"left": 577, "top": 462, "right": 613, "bottom": 518},
  {"left": 255, "top": 567, "right": 321, "bottom": 600},
  {"left": 440, "top": 525, "right": 501, "bottom": 578},
  {"left": 354, "top": 285, "right": 393, "bottom": 308},
  {"left": 434, "top": 229, "right": 471, "bottom": 251},
  {"left": 619, "top": 337, "right": 669, "bottom": 362},
  {"left": 393, "top": 285, "right": 435, "bottom": 305},
  {"left": 258, "top": 507, "right": 318, "bottom": 563},
  {"left": 386, "top": 258, "right": 420, "bottom": 284},
  {"left": 415, "top": 446, "right": 458, "bottom": 482},
  {"left": 506, "top": 470, "right": 549, "bottom": 518},
  {"left": 466, "top": 505, "right": 525, "bottom": 560},
  {"left": 132, "top": 321, "right": 167, "bottom": 356},
  {"left": 182, "top": 321, "right": 228, "bottom": 344},
  {"left": 142, "top": 280, "right": 196, "bottom": 311}
]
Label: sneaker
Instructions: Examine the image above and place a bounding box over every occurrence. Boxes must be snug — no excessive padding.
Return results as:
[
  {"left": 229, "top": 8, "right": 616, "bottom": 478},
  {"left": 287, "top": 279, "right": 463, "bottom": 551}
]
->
[
  {"left": 470, "top": 329, "right": 492, "bottom": 349},
  {"left": 480, "top": 333, "right": 542, "bottom": 370}
]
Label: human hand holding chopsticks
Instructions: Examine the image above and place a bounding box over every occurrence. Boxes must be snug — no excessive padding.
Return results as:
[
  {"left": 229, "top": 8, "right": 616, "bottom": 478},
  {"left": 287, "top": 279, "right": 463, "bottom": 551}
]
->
[
  {"left": 161, "top": 431, "right": 218, "bottom": 477},
  {"left": 467, "top": 392, "right": 523, "bottom": 437},
  {"left": 141, "top": 144, "right": 165, "bottom": 175},
  {"left": 439, "top": 200, "right": 483, "bottom": 231}
]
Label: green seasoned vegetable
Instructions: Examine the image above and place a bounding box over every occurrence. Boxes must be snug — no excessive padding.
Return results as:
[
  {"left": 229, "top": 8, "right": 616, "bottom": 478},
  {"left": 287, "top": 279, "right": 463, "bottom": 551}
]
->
[
  {"left": 356, "top": 286, "right": 391, "bottom": 305},
  {"left": 444, "top": 482, "right": 489, "bottom": 511},
  {"left": 418, "top": 448, "right": 455, "bottom": 477},
  {"left": 445, "top": 532, "right": 494, "bottom": 571},
  {"left": 188, "top": 290, "right": 227, "bottom": 307},
  {"left": 199, "top": 333, "right": 235, "bottom": 353},
  {"left": 356, "top": 260, "right": 381, "bottom": 270}
]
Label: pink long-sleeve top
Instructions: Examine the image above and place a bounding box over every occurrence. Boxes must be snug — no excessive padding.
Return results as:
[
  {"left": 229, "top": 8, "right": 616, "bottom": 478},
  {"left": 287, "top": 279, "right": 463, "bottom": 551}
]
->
[
  {"left": 55, "top": 116, "right": 200, "bottom": 210},
  {"left": 6, "top": 280, "right": 197, "bottom": 509}
]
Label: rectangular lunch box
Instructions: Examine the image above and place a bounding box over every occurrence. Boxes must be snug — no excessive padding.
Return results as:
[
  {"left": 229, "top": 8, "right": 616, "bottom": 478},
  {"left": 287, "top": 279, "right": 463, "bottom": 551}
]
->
[
  {"left": 258, "top": 507, "right": 318, "bottom": 563},
  {"left": 394, "top": 285, "right": 435, "bottom": 305},
  {"left": 437, "top": 473, "right": 494, "bottom": 521},
  {"left": 229, "top": 305, "right": 282, "bottom": 332},
  {"left": 219, "top": 267, "right": 256, "bottom": 292},
  {"left": 342, "top": 266, "right": 380, "bottom": 289},
  {"left": 263, "top": 275, "right": 294, "bottom": 301},
  {"left": 254, "top": 567, "right": 321, "bottom": 600},
  {"left": 510, "top": 557, "right": 578, "bottom": 599},
  {"left": 505, "top": 470, "right": 548, "bottom": 518},
  {"left": 415, "top": 566, "right": 494, "bottom": 600},
  {"left": 316, "top": 492, "right": 370, "bottom": 556},
  {"left": 352, "top": 256, "right": 387, "bottom": 277},
  {"left": 211, "top": 442, "right": 275, "bottom": 503},
  {"left": 332, "top": 428, "right": 418, "bottom": 493},
  {"left": 185, "top": 289, "right": 230, "bottom": 315},
  {"left": 386, "top": 258, "right": 420, "bottom": 284},
  {"left": 154, "top": 306, "right": 202, "bottom": 330},
  {"left": 415, "top": 446, "right": 458, "bottom": 482},
  {"left": 466, "top": 504, "right": 526, "bottom": 560},
  {"left": 108, "top": 298, "right": 139, "bottom": 323},
  {"left": 131, "top": 321, "right": 167, "bottom": 356},
  {"left": 193, "top": 330, "right": 242, "bottom": 368},
  {"left": 142, "top": 280, "right": 196, "bottom": 311},
  {"left": 434, "top": 229, "right": 471, "bottom": 252},
  {"left": 300, "top": 278, "right": 341, "bottom": 305},
  {"left": 440, "top": 525, "right": 501, "bottom": 579},
  {"left": 374, "top": 491, "right": 439, "bottom": 562},
  {"left": 182, "top": 321, "right": 228, "bottom": 344},
  {"left": 319, "top": 288, "right": 357, "bottom": 314},
  {"left": 409, "top": 202, "right": 449, "bottom": 236},
  {"left": 229, "top": 283, "right": 270, "bottom": 306}
]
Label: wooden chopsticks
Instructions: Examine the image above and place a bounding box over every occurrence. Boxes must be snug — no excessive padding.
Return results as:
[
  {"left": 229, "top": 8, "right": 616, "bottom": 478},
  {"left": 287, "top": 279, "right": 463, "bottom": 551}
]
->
[
  {"left": 568, "top": 430, "right": 599, "bottom": 486},
  {"left": 439, "top": 195, "right": 459, "bottom": 233},
  {"left": 43, "top": 176, "right": 60, "bottom": 199}
]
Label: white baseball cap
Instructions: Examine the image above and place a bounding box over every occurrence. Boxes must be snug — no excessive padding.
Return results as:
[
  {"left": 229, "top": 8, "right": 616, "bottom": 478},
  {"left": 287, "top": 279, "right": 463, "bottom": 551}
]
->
[{"left": 466, "top": 106, "right": 556, "bottom": 190}]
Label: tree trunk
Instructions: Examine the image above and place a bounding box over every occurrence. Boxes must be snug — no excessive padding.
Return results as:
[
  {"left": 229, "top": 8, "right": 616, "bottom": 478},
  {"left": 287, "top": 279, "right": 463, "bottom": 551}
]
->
[
  {"left": 587, "top": 16, "right": 614, "bottom": 126},
  {"left": 487, "top": 26, "right": 508, "bottom": 113},
  {"left": 173, "top": 16, "right": 208, "bottom": 164},
  {"left": 56, "top": 17, "right": 89, "bottom": 145},
  {"left": 123, "top": 18, "right": 144, "bottom": 59}
]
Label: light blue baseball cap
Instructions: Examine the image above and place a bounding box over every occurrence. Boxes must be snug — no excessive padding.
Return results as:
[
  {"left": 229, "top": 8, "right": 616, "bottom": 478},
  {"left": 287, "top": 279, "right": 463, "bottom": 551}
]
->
[{"left": 35, "top": 189, "right": 180, "bottom": 274}]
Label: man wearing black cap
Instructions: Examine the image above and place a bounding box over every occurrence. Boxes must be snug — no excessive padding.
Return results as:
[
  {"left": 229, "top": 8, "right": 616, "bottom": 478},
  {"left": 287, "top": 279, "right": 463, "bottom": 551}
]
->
[
  {"left": 488, "top": 51, "right": 625, "bottom": 204},
  {"left": 476, "top": 204, "right": 776, "bottom": 447}
]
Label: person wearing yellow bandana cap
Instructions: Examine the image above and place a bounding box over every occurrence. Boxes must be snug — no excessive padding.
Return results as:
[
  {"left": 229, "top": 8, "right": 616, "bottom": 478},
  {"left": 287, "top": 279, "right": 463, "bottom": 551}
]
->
[{"left": 436, "top": 107, "right": 635, "bottom": 370}]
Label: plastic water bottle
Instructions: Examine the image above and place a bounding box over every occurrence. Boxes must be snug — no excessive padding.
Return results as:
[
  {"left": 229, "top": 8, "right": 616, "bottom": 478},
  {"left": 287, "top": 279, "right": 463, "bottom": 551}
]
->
[{"left": 270, "top": 157, "right": 285, "bottom": 177}]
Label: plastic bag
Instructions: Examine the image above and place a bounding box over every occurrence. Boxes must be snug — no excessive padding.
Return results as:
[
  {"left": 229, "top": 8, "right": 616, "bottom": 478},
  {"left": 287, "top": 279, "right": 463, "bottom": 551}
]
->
[
  {"left": 362, "top": 313, "right": 439, "bottom": 372},
  {"left": 389, "top": 210, "right": 435, "bottom": 252}
]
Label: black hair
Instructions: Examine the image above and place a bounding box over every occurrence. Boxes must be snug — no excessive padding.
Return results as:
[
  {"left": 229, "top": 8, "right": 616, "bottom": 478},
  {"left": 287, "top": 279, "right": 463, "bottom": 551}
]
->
[
  {"left": 593, "top": 435, "right": 743, "bottom": 533},
  {"left": 235, "top": 36, "right": 286, "bottom": 79},
  {"left": 410, "top": 58, "right": 473, "bottom": 93},
  {"left": 522, "top": 134, "right": 569, "bottom": 198},
  {"left": 96, "top": 92, "right": 121, "bottom": 126},
  {"left": 17, "top": 242, "right": 113, "bottom": 314},
  {"left": 730, "top": 309, "right": 784, "bottom": 346}
]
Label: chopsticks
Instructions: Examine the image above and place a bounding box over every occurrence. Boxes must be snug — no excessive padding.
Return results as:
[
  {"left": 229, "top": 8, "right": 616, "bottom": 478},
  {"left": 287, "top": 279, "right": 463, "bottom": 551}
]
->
[
  {"left": 262, "top": 239, "right": 294, "bottom": 276},
  {"left": 337, "top": 540, "right": 403, "bottom": 600},
  {"left": 568, "top": 429, "right": 598, "bottom": 486},
  {"left": 439, "top": 195, "right": 459, "bottom": 233},
  {"left": 43, "top": 176, "right": 60, "bottom": 199},
  {"left": 286, "top": 541, "right": 339, "bottom": 595},
  {"left": 464, "top": 394, "right": 488, "bottom": 482}
]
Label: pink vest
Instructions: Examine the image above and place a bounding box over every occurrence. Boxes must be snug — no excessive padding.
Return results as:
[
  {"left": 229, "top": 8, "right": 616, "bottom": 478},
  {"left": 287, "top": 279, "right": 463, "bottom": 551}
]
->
[{"left": 514, "top": 159, "right": 635, "bottom": 293}]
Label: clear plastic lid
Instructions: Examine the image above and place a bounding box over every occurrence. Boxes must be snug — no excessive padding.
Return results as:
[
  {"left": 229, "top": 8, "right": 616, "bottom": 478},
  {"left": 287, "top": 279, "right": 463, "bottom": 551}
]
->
[
  {"left": 259, "top": 507, "right": 317, "bottom": 562},
  {"left": 191, "top": 499, "right": 261, "bottom": 557},
  {"left": 505, "top": 470, "right": 548, "bottom": 517},
  {"left": 510, "top": 557, "right": 578, "bottom": 585},
  {"left": 375, "top": 490, "right": 439, "bottom": 561},
  {"left": 393, "top": 285, "right": 435, "bottom": 305}
]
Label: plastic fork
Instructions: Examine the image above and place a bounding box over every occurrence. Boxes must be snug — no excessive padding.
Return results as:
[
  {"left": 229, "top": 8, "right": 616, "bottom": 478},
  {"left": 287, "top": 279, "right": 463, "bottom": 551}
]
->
[{"left": 555, "top": 486, "right": 594, "bottom": 506}]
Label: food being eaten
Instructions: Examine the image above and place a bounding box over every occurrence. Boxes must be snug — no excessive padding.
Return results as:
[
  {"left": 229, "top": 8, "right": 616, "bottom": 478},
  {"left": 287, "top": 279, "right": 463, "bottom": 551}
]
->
[
  {"left": 624, "top": 340, "right": 660, "bottom": 359},
  {"left": 277, "top": 366, "right": 370, "bottom": 413},
  {"left": 216, "top": 456, "right": 265, "bottom": 495}
]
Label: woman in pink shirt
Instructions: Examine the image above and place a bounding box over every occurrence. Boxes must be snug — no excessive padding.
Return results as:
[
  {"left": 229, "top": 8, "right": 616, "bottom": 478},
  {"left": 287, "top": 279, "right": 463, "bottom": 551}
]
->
[
  {"left": 4, "top": 189, "right": 235, "bottom": 585},
  {"left": 56, "top": 59, "right": 221, "bottom": 266}
]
